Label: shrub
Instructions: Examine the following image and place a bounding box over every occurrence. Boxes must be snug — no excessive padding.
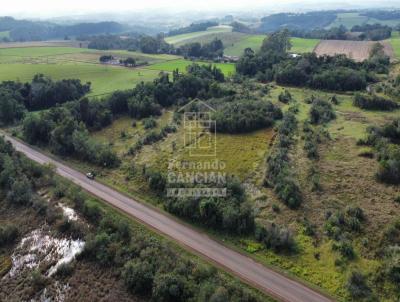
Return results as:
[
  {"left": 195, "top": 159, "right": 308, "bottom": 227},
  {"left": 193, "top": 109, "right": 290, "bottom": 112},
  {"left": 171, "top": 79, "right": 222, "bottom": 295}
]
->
[
  {"left": 123, "top": 259, "right": 154, "bottom": 295},
  {"left": 353, "top": 93, "right": 399, "bottom": 111},
  {"left": 152, "top": 272, "right": 188, "bottom": 302},
  {"left": 143, "top": 117, "right": 157, "bottom": 129},
  {"left": 346, "top": 271, "right": 372, "bottom": 299},
  {"left": 0, "top": 224, "right": 19, "bottom": 246},
  {"left": 278, "top": 90, "right": 292, "bottom": 103},
  {"left": 309, "top": 99, "right": 336, "bottom": 125},
  {"left": 384, "top": 246, "right": 400, "bottom": 283},
  {"left": 255, "top": 224, "right": 296, "bottom": 253}
]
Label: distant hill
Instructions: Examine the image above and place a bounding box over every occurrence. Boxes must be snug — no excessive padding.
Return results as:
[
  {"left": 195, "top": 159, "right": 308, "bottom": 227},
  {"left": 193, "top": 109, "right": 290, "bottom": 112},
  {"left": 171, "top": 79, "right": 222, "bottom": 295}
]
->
[
  {"left": 258, "top": 11, "right": 337, "bottom": 33},
  {"left": 0, "top": 16, "right": 127, "bottom": 41}
]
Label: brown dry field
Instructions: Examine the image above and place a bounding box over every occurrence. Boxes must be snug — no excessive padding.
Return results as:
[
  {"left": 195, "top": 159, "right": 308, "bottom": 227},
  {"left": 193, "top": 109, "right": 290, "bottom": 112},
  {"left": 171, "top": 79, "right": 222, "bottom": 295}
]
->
[{"left": 314, "top": 40, "right": 394, "bottom": 62}]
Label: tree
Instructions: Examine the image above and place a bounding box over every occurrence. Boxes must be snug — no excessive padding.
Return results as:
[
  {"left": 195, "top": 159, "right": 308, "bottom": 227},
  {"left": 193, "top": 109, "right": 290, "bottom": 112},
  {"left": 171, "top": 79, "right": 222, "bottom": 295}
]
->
[
  {"left": 123, "top": 259, "right": 154, "bottom": 295},
  {"left": 152, "top": 273, "right": 188, "bottom": 302},
  {"left": 346, "top": 271, "right": 372, "bottom": 299},
  {"left": 7, "top": 176, "right": 33, "bottom": 206},
  {"left": 261, "top": 29, "right": 291, "bottom": 54}
]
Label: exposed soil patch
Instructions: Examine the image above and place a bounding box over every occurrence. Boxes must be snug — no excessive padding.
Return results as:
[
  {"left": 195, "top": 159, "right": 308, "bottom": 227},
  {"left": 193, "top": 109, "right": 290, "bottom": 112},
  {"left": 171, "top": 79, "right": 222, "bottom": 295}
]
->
[{"left": 314, "top": 40, "right": 394, "bottom": 61}]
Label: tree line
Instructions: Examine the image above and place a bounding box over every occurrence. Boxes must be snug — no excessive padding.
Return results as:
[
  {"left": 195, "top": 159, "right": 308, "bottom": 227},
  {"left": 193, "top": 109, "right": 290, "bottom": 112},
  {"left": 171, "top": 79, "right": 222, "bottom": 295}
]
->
[{"left": 0, "top": 75, "right": 91, "bottom": 126}]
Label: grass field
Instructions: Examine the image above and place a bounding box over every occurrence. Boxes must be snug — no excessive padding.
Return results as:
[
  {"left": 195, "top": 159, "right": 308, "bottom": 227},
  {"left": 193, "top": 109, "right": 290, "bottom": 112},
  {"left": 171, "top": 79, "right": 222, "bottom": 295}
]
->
[
  {"left": 0, "top": 46, "right": 187, "bottom": 95},
  {"left": 291, "top": 38, "right": 320, "bottom": 53},
  {"left": 224, "top": 35, "right": 265, "bottom": 56},
  {"left": 144, "top": 58, "right": 236, "bottom": 76},
  {"left": 165, "top": 25, "right": 233, "bottom": 45},
  {"left": 0, "top": 63, "right": 160, "bottom": 96},
  {"left": 391, "top": 31, "right": 400, "bottom": 59},
  {"left": 224, "top": 36, "right": 319, "bottom": 56}
]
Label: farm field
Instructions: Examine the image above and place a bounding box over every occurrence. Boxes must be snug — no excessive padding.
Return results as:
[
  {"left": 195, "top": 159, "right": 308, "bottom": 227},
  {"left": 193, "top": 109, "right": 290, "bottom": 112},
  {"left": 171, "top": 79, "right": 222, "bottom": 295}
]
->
[
  {"left": 144, "top": 58, "right": 236, "bottom": 76},
  {"left": 291, "top": 37, "right": 320, "bottom": 53},
  {"left": 391, "top": 31, "right": 400, "bottom": 59},
  {"left": 0, "top": 63, "right": 160, "bottom": 96},
  {"left": 165, "top": 25, "right": 233, "bottom": 45},
  {"left": 0, "top": 46, "right": 187, "bottom": 95},
  {"left": 314, "top": 40, "right": 394, "bottom": 61},
  {"left": 224, "top": 35, "right": 265, "bottom": 56}
]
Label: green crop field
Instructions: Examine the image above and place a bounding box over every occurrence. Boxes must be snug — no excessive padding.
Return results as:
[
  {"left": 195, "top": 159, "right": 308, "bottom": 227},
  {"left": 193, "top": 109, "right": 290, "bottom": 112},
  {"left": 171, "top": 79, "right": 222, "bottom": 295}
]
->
[
  {"left": 165, "top": 25, "right": 233, "bottom": 45},
  {"left": 224, "top": 35, "right": 265, "bottom": 56},
  {"left": 224, "top": 36, "right": 319, "bottom": 56},
  {"left": 144, "top": 59, "right": 236, "bottom": 76},
  {"left": 291, "top": 37, "right": 320, "bottom": 53},
  {"left": 391, "top": 31, "right": 400, "bottom": 59}
]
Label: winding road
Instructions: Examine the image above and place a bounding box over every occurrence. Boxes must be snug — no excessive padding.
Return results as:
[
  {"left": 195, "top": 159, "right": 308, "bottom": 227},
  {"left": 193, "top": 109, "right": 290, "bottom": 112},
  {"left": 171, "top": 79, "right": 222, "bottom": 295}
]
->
[{"left": 4, "top": 134, "right": 334, "bottom": 302}]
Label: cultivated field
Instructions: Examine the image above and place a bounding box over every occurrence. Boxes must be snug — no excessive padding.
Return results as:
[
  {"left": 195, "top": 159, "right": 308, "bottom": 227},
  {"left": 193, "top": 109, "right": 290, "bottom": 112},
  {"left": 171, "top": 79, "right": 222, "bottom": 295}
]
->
[
  {"left": 314, "top": 40, "right": 394, "bottom": 61},
  {"left": 224, "top": 35, "right": 265, "bottom": 56},
  {"left": 291, "top": 37, "right": 320, "bottom": 53},
  {"left": 0, "top": 45, "right": 235, "bottom": 95},
  {"left": 391, "top": 31, "right": 400, "bottom": 59},
  {"left": 165, "top": 25, "right": 233, "bottom": 45},
  {"left": 224, "top": 36, "right": 319, "bottom": 56}
]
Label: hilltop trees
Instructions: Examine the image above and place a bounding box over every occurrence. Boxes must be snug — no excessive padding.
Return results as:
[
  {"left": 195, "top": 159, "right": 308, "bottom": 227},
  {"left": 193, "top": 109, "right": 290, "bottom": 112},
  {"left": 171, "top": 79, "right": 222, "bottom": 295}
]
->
[{"left": 178, "top": 38, "right": 224, "bottom": 59}]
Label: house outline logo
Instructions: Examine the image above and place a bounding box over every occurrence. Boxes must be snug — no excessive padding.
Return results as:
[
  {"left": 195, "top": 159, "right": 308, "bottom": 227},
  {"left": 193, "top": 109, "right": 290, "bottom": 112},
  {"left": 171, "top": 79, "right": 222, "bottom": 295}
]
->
[{"left": 178, "top": 99, "right": 217, "bottom": 157}]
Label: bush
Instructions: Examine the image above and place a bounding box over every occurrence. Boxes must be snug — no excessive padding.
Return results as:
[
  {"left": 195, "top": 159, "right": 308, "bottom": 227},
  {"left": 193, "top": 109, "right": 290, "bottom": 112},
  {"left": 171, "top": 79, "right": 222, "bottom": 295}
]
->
[
  {"left": 309, "top": 99, "right": 336, "bottom": 125},
  {"left": 346, "top": 271, "right": 372, "bottom": 299},
  {"left": 278, "top": 90, "right": 292, "bottom": 103},
  {"left": 255, "top": 224, "right": 296, "bottom": 253},
  {"left": 353, "top": 93, "right": 399, "bottom": 111},
  {"left": 143, "top": 117, "right": 157, "bottom": 129},
  {"left": 0, "top": 224, "right": 19, "bottom": 246},
  {"left": 384, "top": 246, "right": 400, "bottom": 284},
  {"left": 123, "top": 259, "right": 154, "bottom": 295},
  {"left": 152, "top": 272, "right": 188, "bottom": 302},
  {"left": 7, "top": 177, "right": 33, "bottom": 206}
]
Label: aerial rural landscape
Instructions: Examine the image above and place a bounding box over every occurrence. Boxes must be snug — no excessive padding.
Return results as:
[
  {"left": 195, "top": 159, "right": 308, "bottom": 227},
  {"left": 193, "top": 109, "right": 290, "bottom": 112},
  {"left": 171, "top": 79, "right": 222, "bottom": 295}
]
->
[{"left": 1, "top": 1, "right": 400, "bottom": 301}]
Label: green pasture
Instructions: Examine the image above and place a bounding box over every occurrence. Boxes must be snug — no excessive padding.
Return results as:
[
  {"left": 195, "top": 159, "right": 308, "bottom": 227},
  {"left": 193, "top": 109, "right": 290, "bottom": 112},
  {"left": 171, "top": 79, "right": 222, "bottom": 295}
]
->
[
  {"left": 224, "top": 35, "right": 265, "bottom": 56},
  {"left": 290, "top": 37, "right": 320, "bottom": 53},
  {"left": 0, "top": 63, "right": 160, "bottom": 96},
  {"left": 391, "top": 31, "right": 400, "bottom": 59}
]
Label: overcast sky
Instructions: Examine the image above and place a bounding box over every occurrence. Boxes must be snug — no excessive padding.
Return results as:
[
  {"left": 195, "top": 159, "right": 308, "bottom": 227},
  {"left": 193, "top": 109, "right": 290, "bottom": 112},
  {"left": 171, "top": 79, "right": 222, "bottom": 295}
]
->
[{"left": 3, "top": 0, "right": 399, "bottom": 18}]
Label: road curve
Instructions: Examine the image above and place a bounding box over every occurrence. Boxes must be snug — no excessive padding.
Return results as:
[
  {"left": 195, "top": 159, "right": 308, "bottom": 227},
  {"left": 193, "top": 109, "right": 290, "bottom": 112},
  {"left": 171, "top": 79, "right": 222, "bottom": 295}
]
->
[{"left": 4, "top": 134, "right": 334, "bottom": 302}]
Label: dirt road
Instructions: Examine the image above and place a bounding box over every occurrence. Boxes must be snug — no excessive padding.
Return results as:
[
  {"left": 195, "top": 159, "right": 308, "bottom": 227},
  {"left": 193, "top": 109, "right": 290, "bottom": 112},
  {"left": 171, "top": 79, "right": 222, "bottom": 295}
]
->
[{"left": 4, "top": 134, "right": 334, "bottom": 302}]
